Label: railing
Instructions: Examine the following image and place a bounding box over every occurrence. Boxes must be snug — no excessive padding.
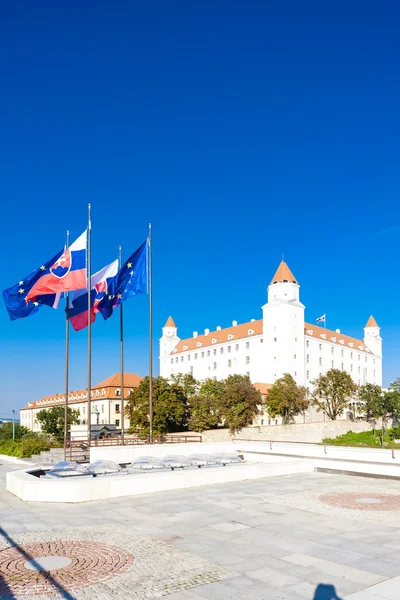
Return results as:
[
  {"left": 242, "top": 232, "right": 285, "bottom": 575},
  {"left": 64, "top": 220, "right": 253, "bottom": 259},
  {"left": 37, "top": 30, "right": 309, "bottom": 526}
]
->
[{"left": 66, "top": 434, "right": 202, "bottom": 462}]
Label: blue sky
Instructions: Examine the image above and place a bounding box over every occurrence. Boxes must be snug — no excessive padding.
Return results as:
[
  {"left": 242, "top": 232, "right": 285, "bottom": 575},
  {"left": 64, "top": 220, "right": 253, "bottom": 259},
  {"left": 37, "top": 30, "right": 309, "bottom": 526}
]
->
[{"left": 1, "top": 1, "right": 399, "bottom": 415}]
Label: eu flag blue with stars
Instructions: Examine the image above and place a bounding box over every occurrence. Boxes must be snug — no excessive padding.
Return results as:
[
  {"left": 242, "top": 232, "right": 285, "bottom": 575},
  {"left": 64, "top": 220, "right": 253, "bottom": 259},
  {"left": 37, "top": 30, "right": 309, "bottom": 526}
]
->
[
  {"left": 3, "top": 248, "right": 64, "bottom": 321},
  {"left": 98, "top": 241, "right": 148, "bottom": 320}
]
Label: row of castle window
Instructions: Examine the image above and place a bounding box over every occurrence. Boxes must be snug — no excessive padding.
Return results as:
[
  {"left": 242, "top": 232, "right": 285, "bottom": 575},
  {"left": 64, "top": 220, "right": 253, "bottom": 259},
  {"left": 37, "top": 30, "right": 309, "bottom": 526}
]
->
[{"left": 171, "top": 342, "right": 256, "bottom": 364}]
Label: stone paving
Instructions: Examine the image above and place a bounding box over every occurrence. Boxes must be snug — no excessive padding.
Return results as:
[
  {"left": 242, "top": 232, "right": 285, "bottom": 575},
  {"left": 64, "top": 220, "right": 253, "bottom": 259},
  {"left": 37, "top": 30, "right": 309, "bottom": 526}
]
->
[{"left": 0, "top": 462, "right": 399, "bottom": 599}]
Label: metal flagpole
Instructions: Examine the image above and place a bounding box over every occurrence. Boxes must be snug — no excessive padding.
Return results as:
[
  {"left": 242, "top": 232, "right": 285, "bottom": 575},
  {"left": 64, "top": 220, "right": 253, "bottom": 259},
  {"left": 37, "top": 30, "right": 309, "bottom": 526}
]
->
[
  {"left": 148, "top": 224, "right": 153, "bottom": 442},
  {"left": 119, "top": 245, "right": 125, "bottom": 444},
  {"left": 324, "top": 315, "right": 327, "bottom": 329},
  {"left": 87, "top": 204, "right": 92, "bottom": 443},
  {"left": 64, "top": 230, "right": 70, "bottom": 461}
]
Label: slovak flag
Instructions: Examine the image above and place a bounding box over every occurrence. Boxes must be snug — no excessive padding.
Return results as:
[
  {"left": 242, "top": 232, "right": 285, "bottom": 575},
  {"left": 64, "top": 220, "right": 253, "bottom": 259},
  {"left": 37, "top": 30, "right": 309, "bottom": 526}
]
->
[
  {"left": 316, "top": 314, "right": 326, "bottom": 323},
  {"left": 26, "top": 231, "right": 87, "bottom": 302},
  {"left": 68, "top": 259, "right": 119, "bottom": 331}
]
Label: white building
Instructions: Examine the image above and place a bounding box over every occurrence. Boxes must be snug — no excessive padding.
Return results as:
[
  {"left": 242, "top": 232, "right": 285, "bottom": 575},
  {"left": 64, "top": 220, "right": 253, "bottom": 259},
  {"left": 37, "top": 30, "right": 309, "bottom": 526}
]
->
[
  {"left": 160, "top": 261, "right": 382, "bottom": 391},
  {"left": 20, "top": 373, "right": 143, "bottom": 433}
]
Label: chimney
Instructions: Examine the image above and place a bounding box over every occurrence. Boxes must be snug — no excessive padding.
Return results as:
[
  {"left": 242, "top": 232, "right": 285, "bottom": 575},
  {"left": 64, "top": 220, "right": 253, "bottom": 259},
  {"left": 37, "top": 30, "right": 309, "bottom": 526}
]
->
[
  {"left": 232, "top": 320, "right": 237, "bottom": 326},
  {"left": 335, "top": 329, "right": 340, "bottom": 333},
  {"left": 204, "top": 328, "right": 210, "bottom": 336},
  {"left": 193, "top": 331, "right": 198, "bottom": 338},
  {"left": 216, "top": 326, "right": 221, "bottom": 331}
]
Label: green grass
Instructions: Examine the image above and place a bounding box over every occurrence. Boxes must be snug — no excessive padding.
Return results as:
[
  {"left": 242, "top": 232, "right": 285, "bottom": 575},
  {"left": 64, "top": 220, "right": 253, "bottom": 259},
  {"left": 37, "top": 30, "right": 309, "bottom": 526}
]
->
[{"left": 322, "top": 428, "right": 400, "bottom": 448}]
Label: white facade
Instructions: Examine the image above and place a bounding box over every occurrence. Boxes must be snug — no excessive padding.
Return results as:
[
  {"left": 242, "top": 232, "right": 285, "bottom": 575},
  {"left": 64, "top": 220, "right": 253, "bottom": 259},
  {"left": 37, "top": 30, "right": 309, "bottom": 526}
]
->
[{"left": 159, "top": 261, "right": 382, "bottom": 390}]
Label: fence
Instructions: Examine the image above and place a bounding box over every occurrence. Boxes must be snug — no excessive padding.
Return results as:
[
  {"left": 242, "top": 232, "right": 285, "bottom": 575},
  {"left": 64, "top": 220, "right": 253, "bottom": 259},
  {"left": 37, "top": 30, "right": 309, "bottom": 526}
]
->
[{"left": 66, "top": 434, "right": 202, "bottom": 462}]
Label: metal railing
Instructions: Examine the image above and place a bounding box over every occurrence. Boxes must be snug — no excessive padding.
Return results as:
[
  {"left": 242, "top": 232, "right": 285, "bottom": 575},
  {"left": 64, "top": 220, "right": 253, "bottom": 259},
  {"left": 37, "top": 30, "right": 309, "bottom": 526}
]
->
[{"left": 66, "top": 434, "right": 202, "bottom": 462}]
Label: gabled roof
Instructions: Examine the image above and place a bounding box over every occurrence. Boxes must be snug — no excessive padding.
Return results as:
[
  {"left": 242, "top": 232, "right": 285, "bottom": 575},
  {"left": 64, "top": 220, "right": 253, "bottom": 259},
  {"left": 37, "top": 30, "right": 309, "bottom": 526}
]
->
[
  {"left": 270, "top": 261, "right": 298, "bottom": 285},
  {"left": 164, "top": 316, "right": 176, "bottom": 328},
  {"left": 304, "top": 323, "right": 373, "bottom": 354},
  {"left": 254, "top": 382, "right": 273, "bottom": 395},
  {"left": 172, "top": 320, "right": 263, "bottom": 354},
  {"left": 93, "top": 373, "right": 143, "bottom": 389},
  {"left": 365, "top": 315, "right": 379, "bottom": 328}
]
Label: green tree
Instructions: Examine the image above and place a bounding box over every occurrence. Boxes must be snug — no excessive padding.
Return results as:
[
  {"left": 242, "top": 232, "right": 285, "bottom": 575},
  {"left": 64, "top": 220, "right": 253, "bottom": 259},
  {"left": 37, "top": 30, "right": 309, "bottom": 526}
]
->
[
  {"left": 35, "top": 406, "right": 80, "bottom": 441},
  {"left": 170, "top": 373, "right": 199, "bottom": 397},
  {"left": 311, "top": 369, "right": 357, "bottom": 420},
  {"left": 265, "top": 373, "right": 309, "bottom": 424},
  {"left": 188, "top": 395, "right": 220, "bottom": 432},
  {"left": 126, "top": 376, "right": 188, "bottom": 437},
  {"left": 0, "top": 422, "right": 29, "bottom": 440},
  {"left": 357, "top": 384, "right": 397, "bottom": 446},
  {"left": 199, "top": 378, "right": 225, "bottom": 401},
  {"left": 219, "top": 374, "right": 261, "bottom": 433}
]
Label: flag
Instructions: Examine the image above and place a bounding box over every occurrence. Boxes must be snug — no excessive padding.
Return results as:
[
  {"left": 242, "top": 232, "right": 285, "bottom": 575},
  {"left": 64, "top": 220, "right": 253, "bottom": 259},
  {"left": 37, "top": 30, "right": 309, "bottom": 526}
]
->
[
  {"left": 316, "top": 314, "right": 326, "bottom": 323},
  {"left": 3, "top": 249, "right": 64, "bottom": 321},
  {"left": 26, "top": 231, "right": 87, "bottom": 302},
  {"left": 98, "top": 241, "right": 147, "bottom": 320},
  {"left": 68, "top": 259, "right": 119, "bottom": 331}
]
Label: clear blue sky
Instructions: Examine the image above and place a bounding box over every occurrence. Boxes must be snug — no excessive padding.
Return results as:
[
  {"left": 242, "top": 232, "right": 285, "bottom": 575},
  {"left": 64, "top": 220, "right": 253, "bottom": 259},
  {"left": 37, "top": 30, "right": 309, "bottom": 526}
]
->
[{"left": 1, "top": 0, "right": 399, "bottom": 416}]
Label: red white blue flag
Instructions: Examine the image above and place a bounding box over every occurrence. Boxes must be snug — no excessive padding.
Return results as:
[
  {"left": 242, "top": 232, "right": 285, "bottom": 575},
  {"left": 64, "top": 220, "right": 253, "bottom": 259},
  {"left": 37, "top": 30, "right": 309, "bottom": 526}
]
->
[
  {"left": 68, "top": 259, "right": 118, "bottom": 331},
  {"left": 26, "top": 231, "right": 87, "bottom": 302}
]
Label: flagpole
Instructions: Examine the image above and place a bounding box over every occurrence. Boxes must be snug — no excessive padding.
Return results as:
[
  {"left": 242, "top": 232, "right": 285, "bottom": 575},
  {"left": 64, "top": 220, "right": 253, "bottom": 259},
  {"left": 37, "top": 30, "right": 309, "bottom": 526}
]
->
[
  {"left": 325, "top": 315, "right": 327, "bottom": 329},
  {"left": 64, "top": 230, "right": 70, "bottom": 461},
  {"left": 87, "top": 204, "right": 92, "bottom": 443},
  {"left": 148, "top": 223, "right": 153, "bottom": 442},
  {"left": 119, "top": 245, "right": 125, "bottom": 445}
]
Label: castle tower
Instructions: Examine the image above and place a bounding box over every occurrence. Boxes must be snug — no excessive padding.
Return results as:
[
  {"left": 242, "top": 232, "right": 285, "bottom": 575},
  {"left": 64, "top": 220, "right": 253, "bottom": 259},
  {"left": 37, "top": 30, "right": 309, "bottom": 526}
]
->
[
  {"left": 159, "top": 316, "right": 180, "bottom": 377},
  {"left": 364, "top": 315, "right": 382, "bottom": 385},
  {"left": 262, "top": 261, "right": 305, "bottom": 385}
]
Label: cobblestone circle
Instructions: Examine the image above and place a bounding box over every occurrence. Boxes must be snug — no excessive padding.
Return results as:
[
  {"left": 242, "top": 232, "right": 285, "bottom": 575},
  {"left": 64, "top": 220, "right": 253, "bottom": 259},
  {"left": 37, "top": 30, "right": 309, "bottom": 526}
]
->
[
  {"left": 0, "top": 540, "right": 134, "bottom": 597},
  {"left": 319, "top": 492, "right": 400, "bottom": 511}
]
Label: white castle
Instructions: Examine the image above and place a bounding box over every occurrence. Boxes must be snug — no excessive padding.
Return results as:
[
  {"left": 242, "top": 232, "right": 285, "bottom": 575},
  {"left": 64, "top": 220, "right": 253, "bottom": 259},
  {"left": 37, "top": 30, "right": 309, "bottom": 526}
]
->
[{"left": 159, "top": 261, "right": 382, "bottom": 392}]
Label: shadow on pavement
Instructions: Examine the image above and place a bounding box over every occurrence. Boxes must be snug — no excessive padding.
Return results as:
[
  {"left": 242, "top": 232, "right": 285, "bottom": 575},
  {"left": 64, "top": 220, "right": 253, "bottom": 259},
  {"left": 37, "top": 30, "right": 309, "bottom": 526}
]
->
[
  {"left": 314, "top": 583, "right": 343, "bottom": 599},
  {"left": 0, "top": 527, "right": 74, "bottom": 599}
]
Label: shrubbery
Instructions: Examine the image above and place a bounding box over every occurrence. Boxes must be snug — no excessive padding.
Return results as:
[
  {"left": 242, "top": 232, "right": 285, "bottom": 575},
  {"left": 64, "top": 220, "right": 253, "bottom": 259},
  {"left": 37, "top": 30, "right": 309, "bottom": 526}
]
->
[
  {"left": 322, "top": 429, "right": 400, "bottom": 448},
  {"left": 0, "top": 437, "right": 56, "bottom": 458}
]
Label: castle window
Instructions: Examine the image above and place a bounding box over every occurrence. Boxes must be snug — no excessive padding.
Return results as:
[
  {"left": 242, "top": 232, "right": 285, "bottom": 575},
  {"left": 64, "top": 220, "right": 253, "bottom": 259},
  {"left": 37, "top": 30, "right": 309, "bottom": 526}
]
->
[
  {"left": 306, "top": 371, "right": 310, "bottom": 380},
  {"left": 331, "top": 360, "right": 334, "bottom": 368},
  {"left": 201, "top": 352, "right": 204, "bottom": 358},
  {"left": 115, "top": 404, "right": 120, "bottom": 413},
  {"left": 365, "top": 356, "right": 367, "bottom": 363},
  {"left": 246, "top": 356, "right": 250, "bottom": 365},
  {"left": 115, "top": 389, "right": 121, "bottom": 396},
  {"left": 306, "top": 355, "right": 309, "bottom": 364},
  {"left": 261, "top": 419, "right": 264, "bottom": 425},
  {"left": 351, "top": 352, "right": 353, "bottom": 359},
  {"left": 306, "top": 340, "right": 309, "bottom": 348},
  {"left": 220, "top": 347, "right": 224, "bottom": 354},
  {"left": 235, "top": 344, "right": 239, "bottom": 351},
  {"left": 341, "top": 362, "right": 344, "bottom": 371},
  {"left": 115, "top": 419, "right": 120, "bottom": 427},
  {"left": 213, "top": 349, "right": 217, "bottom": 356},
  {"left": 181, "top": 356, "right": 183, "bottom": 362},
  {"left": 319, "top": 357, "right": 322, "bottom": 366},
  {"left": 358, "top": 366, "right": 360, "bottom": 374},
  {"left": 188, "top": 355, "right": 191, "bottom": 361},
  {"left": 358, "top": 355, "right": 360, "bottom": 361},
  {"left": 207, "top": 350, "right": 210, "bottom": 357},
  {"left": 228, "top": 359, "right": 232, "bottom": 368},
  {"left": 213, "top": 362, "right": 217, "bottom": 370},
  {"left": 260, "top": 338, "right": 264, "bottom": 343},
  {"left": 373, "top": 359, "right": 375, "bottom": 364},
  {"left": 246, "top": 342, "right": 250, "bottom": 349},
  {"left": 171, "top": 359, "right": 173, "bottom": 364},
  {"left": 351, "top": 364, "right": 353, "bottom": 372},
  {"left": 176, "top": 357, "right": 178, "bottom": 363},
  {"left": 319, "top": 344, "right": 322, "bottom": 351},
  {"left": 228, "top": 346, "right": 231, "bottom": 353},
  {"left": 194, "top": 353, "right": 197, "bottom": 360},
  {"left": 274, "top": 338, "right": 277, "bottom": 342},
  {"left": 190, "top": 366, "right": 193, "bottom": 374},
  {"left": 331, "top": 347, "right": 334, "bottom": 355},
  {"left": 341, "top": 349, "right": 344, "bottom": 357},
  {"left": 294, "top": 354, "right": 296, "bottom": 359},
  {"left": 373, "top": 370, "right": 375, "bottom": 377},
  {"left": 101, "top": 404, "right": 104, "bottom": 414}
]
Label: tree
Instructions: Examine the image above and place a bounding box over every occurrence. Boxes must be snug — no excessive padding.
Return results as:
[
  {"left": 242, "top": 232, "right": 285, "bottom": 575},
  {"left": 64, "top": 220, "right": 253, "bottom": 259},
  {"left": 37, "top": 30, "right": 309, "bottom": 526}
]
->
[
  {"left": 311, "top": 369, "right": 357, "bottom": 420},
  {"left": 170, "top": 373, "right": 199, "bottom": 397},
  {"left": 188, "top": 395, "right": 220, "bottom": 432},
  {"left": 0, "top": 422, "right": 29, "bottom": 440},
  {"left": 357, "top": 383, "right": 400, "bottom": 446},
  {"left": 126, "top": 376, "right": 189, "bottom": 437},
  {"left": 35, "top": 406, "right": 80, "bottom": 441},
  {"left": 265, "top": 373, "right": 309, "bottom": 424},
  {"left": 219, "top": 374, "right": 261, "bottom": 433}
]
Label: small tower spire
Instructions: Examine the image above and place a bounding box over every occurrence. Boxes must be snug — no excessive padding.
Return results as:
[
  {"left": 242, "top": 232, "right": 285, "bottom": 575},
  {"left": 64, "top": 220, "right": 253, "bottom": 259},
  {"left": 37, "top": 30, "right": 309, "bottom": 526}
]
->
[
  {"left": 365, "top": 315, "right": 379, "bottom": 328},
  {"left": 270, "top": 260, "right": 298, "bottom": 285},
  {"left": 164, "top": 316, "right": 176, "bottom": 328}
]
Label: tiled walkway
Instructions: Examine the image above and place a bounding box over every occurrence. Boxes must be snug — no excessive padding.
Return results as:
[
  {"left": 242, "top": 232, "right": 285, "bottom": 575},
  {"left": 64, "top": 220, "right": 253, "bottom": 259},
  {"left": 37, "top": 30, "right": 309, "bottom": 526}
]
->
[{"left": 0, "top": 461, "right": 399, "bottom": 599}]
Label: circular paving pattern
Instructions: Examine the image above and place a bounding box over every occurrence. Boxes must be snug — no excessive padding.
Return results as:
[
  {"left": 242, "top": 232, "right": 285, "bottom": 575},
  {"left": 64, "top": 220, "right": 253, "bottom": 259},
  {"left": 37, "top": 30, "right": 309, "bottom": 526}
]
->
[
  {"left": 319, "top": 492, "right": 400, "bottom": 511},
  {"left": 0, "top": 540, "right": 134, "bottom": 597}
]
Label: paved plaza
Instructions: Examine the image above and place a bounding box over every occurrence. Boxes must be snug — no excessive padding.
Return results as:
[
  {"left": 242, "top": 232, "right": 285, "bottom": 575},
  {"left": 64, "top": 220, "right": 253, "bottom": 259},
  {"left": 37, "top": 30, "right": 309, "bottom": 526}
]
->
[{"left": 0, "top": 462, "right": 399, "bottom": 599}]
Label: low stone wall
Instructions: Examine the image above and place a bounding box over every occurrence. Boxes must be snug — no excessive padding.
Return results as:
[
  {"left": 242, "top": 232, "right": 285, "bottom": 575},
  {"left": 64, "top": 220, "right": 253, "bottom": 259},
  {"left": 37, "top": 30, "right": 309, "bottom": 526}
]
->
[{"left": 192, "top": 419, "right": 372, "bottom": 444}]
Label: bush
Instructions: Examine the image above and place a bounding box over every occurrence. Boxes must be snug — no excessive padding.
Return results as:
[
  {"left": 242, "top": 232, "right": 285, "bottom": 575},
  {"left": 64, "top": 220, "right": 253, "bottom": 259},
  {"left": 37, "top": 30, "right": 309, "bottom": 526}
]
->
[
  {"left": 323, "top": 429, "right": 398, "bottom": 447},
  {"left": 0, "top": 437, "right": 54, "bottom": 458}
]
